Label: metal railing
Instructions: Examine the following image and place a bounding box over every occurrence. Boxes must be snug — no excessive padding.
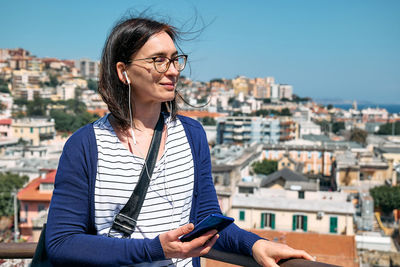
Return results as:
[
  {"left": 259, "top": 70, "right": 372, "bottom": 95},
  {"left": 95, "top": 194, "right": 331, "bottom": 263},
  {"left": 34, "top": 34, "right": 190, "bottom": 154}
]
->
[{"left": 0, "top": 243, "right": 340, "bottom": 267}]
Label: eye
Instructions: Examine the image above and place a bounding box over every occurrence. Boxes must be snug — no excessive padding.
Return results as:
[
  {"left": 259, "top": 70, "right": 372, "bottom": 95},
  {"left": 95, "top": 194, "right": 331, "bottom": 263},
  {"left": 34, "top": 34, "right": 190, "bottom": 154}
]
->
[{"left": 154, "top": 57, "right": 168, "bottom": 63}]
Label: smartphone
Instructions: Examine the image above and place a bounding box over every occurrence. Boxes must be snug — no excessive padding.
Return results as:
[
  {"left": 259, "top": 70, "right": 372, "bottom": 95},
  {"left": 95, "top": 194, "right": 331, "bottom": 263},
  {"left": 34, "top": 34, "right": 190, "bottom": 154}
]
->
[{"left": 180, "top": 214, "right": 234, "bottom": 242}]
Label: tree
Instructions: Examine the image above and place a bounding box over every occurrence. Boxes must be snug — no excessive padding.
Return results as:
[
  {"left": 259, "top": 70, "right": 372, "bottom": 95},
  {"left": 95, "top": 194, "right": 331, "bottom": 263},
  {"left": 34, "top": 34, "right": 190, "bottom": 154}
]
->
[
  {"left": 280, "top": 108, "right": 291, "bottom": 116},
  {"left": 87, "top": 79, "right": 98, "bottom": 91},
  {"left": 377, "top": 122, "right": 400, "bottom": 135},
  {"left": 0, "top": 173, "right": 29, "bottom": 216},
  {"left": 332, "top": 121, "right": 345, "bottom": 134},
  {"left": 201, "top": 116, "right": 216, "bottom": 126},
  {"left": 46, "top": 74, "right": 59, "bottom": 87},
  {"left": 0, "top": 77, "right": 10, "bottom": 93},
  {"left": 315, "top": 120, "right": 330, "bottom": 133},
  {"left": 327, "top": 104, "right": 333, "bottom": 110},
  {"left": 350, "top": 128, "right": 368, "bottom": 145},
  {"left": 26, "top": 96, "right": 49, "bottom": 116},
  {"left": 370, "top": 185, "right": 400, "bottom": 214},
  {"left": 251, "top": 159, "right": 278, "bottom": 176}
]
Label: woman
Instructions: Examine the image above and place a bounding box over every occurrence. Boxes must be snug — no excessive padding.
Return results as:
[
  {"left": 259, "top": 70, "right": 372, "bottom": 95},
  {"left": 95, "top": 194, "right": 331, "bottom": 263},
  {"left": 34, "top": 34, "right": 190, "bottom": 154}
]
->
[{"left": 45, "top": 17, "right": 313, "bottom": 267}]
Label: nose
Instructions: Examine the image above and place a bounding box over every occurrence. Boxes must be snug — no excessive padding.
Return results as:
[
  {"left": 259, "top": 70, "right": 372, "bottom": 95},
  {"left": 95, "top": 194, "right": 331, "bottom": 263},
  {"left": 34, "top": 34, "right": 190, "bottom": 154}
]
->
[{"left": 165, "top": 61, "right": 180, "bottom": 77}]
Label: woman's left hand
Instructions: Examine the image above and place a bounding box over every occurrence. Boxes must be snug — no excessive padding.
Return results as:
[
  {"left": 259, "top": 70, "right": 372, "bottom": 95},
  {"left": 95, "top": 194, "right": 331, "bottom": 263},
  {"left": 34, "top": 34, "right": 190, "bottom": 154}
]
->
[{"left": 252, "top": 239, "right": 315, "bottom": 267}]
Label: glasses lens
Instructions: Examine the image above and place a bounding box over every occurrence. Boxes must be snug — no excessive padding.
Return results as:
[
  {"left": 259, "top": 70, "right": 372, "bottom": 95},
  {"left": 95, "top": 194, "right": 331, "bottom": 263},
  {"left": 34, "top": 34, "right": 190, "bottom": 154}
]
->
[
  {"left": 154, "top": 57, "right": 169, "bottom": 73},
  {"left": 174, "top": 55, "right": 187, "bottom": 72}
]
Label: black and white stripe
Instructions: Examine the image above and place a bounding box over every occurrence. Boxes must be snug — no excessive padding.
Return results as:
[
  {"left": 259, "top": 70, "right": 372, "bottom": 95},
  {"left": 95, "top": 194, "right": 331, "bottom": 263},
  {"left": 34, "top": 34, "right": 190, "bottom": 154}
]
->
[{"left": 94, "top": 114, "right": 194, "bottom": 267}]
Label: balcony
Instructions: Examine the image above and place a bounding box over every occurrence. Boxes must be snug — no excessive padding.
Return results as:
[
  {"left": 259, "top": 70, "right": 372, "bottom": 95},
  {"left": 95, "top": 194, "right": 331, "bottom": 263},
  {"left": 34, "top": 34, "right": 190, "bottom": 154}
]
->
[{"left": 0, "top": 243, "right": 340, "bottom": 266}]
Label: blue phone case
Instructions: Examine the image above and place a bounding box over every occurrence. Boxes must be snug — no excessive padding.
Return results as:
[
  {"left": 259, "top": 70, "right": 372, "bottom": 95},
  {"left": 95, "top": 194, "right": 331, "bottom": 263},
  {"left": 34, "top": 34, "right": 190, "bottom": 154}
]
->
[{"left": 180, "top": 214, "right": 234, "bottom": 242}]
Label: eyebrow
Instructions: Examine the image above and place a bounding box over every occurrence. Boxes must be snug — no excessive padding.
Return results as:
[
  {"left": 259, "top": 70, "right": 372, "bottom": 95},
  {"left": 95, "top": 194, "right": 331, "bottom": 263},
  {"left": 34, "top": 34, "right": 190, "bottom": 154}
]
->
[{"left": 149, "top": 51, "right": 178, "bottom": 58}]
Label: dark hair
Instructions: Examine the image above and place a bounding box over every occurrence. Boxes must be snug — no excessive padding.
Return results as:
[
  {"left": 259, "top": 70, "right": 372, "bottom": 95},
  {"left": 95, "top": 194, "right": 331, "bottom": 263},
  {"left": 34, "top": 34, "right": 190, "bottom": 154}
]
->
[{"left": 99, "top": 17, "right": 180, "bottom": 130}]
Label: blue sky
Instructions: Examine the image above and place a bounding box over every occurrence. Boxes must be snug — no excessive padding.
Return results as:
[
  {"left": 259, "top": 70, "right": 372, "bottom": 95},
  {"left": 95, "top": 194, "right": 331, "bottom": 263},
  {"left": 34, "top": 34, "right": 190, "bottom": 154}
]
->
[{"left": 1, "top": 0, "right": 399, "bottom": 103}]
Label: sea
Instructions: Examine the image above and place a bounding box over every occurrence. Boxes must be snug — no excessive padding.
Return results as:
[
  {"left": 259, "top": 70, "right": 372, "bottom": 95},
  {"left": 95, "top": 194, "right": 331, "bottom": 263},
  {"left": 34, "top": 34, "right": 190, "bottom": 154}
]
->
[{"left": 333, "top": 104, "right": 400, "bottom": 114}]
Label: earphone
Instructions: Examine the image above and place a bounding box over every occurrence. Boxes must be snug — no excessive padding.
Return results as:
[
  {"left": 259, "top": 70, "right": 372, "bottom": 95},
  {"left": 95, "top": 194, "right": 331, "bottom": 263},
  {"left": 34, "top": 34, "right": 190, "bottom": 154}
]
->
[{"left": 123, "top": 71, "right": 130, "bottom": 84}]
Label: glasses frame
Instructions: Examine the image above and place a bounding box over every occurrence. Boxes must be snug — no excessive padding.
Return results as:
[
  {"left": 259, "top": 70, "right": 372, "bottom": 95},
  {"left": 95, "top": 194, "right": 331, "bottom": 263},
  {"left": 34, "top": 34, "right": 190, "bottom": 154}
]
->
[{"left": 128, "top": 54, "right": 188, "bottom": 73}]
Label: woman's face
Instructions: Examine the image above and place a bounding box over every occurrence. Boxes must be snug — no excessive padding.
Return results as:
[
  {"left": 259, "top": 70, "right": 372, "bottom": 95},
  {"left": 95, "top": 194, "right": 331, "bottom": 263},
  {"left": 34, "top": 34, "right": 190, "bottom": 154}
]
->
[{"left": 124, "top": 31, "right": 180, "bottom": 106}]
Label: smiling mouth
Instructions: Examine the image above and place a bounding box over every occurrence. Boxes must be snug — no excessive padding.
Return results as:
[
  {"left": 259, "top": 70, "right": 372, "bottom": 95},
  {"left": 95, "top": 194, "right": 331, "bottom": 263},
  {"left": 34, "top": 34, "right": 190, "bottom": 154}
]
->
[{"left": 160, "top": 83, "right": 175, "bottom": 89}]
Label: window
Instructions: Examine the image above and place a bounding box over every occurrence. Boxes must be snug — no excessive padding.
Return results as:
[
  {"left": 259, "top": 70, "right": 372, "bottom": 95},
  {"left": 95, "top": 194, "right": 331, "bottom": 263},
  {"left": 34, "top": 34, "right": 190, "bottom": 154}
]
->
[
  {"left": 298, "top": 191, "right": 305, "bottom": 199},
  {"left": 330, "top": 217, "right": 338, "bottom": 233},
  {"left": 239, "top": 210, "right": 245, "bottom": 221},
  {"left": 261, "top": 213, "right": 275, "bottom": 229},
  {"left": 292, "top": 215, "right": 307, "bottom": 231},
  {"left": 308, "top": 152, "right": 312, "bottom": 159},
  {"left": 30, "top": 127, "right": 33, "bottom": 133},
  {"left": 38, "top": 204, "right": 46, "bottom": 212},
  {"left": 24, "top": 204, "right": 28, "bottom": 217}
]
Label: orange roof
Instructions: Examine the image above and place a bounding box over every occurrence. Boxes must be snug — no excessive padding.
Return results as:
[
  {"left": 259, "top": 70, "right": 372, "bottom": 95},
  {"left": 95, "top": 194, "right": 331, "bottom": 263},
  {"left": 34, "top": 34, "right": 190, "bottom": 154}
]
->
[
  {"left": 205, "top": 230, "right": 358, "bottom": 267},
  {"left": 0, "top": 118, "right": 12, "bottom": 125},
  {"left": 17, "top": 170, "right": 56, "bottom": 202},
  {"left": 87, "top": 108, "right": 108, "bottom": 117},
  {"left": 178, "top": 110, "right": 225, "bottom": 119}
]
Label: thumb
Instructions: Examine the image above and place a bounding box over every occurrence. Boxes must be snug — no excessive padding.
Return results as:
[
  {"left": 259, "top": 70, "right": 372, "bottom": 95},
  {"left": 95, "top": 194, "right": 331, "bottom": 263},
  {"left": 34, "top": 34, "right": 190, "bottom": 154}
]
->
[{"left": 172, "top": 223, "right": 194, "bottom": 238}]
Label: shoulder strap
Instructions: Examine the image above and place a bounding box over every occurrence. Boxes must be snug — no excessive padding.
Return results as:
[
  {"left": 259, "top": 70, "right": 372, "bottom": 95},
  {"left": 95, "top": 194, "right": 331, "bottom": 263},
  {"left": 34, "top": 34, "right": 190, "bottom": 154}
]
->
[{"left": 109, "top": 113, "right": 164, "bottom": 238}]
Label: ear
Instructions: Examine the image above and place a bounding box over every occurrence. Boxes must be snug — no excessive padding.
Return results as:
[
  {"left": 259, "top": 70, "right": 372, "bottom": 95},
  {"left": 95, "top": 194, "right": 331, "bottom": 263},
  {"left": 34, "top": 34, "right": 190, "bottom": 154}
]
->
[{"left": 116, "top": 62, "right": 127, "bottom": 84}]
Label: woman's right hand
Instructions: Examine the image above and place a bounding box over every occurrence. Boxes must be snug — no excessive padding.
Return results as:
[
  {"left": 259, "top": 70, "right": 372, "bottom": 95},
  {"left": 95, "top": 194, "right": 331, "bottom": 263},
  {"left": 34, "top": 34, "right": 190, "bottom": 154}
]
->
[{"left": 159, "top": 223, "right": 219, "bottom": 259}]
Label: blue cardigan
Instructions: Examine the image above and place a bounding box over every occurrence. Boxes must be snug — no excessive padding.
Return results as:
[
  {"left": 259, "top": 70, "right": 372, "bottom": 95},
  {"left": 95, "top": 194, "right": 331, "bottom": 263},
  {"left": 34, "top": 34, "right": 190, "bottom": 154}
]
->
[{"left": 45, "top": 115, "right": 261, "bottom": 266}]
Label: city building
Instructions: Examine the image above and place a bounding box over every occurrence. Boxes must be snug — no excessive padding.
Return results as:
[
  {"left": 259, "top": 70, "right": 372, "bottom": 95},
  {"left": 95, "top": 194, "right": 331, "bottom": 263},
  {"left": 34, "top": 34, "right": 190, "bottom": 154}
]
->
[
  {"left": 333, "top": 151, "right": 392, "bottom": 187},
  {"left": 211, "top": 144, "right": 263, "bottom": 213},
  {"left": 279, "top": 84, "right": 293, "bottom": 100},
  {"left": 75, "top": 58, "right": 100, "bottom": 80},
  {"left": 279, "top": 117, "right": 298, "bottom": 142},
  {"left": 17, "top": 169, "right": 56, "bottom": 241},
  {"left": 216, "top": 116, "right": 280, "bottom": 145},
  {"left": 262, "top": 143, "right": 342, "bottom": 177},
  {"left": 0, "top": 118, "right": 12, "bottom": 137},
  {"left": 229, "top": 186, "right": 355, "bottom": 235},
  {"left": 11, "top": 117, "right": 55, "bottom": 146},
  {"left": 232, "top": 76, "right": 249, "bottom": 96},
  {"left": 56, "top": 82, "right": 76, "bottom": 100}
]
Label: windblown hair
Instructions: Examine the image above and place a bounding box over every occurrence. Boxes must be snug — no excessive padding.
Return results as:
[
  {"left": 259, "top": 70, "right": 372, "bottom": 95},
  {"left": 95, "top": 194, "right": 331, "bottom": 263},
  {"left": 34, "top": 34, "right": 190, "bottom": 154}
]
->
[{"left": 98, "top": 17, "right": 180, "bottom": 130}]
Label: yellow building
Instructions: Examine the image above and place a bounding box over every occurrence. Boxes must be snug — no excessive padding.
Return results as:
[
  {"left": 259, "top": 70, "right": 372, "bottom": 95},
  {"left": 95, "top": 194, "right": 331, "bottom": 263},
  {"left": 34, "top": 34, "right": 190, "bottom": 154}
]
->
[
  {"left": 230, "top": 188, "right": 354, "bottom": 235},
  {"left": 11, "top": 118, "right": 55, "bottom": 146},
  {"left": 232, "top": 76, "right": 249, "bottom": 96}
]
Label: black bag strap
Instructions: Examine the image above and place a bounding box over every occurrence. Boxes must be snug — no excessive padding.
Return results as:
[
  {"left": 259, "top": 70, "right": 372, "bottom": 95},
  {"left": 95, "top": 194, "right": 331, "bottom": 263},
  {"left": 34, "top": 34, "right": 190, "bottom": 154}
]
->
[{"left": 109, "top": 113, "right": 164, "bottom": 238}]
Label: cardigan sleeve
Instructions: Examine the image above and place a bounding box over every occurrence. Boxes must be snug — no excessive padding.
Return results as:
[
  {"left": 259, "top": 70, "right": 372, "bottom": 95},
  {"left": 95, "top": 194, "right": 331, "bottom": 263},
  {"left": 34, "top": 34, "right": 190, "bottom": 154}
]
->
[
  {"left": 184, "top": 117, "right": 263, "bottom": 256},
  {"left": 45, "top": 124, "right": 165, "bottom": 267}
]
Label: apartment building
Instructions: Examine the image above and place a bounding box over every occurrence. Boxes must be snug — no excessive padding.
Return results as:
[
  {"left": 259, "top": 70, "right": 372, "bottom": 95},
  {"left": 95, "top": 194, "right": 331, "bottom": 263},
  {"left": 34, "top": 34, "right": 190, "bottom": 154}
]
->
[
  {"left": 11, "top": 117, "right": 55, "bottom": 146},
  {"left": 279, "top": 117, "right": 298, "bottom": 142},
  {"left": 12, "top": 69, "right": 42, "bottom": 89},
  {"left": 279, "top": 84, "right": 293, "bottom": 100},
  {"left": 230, "top": 187, "right": 355, "bottom": 235},
  {"left": 17, "top": 170, "right": 56, "bottom": 241},
  {"left": 56, "top": 82, "right": 76, "bottom": 100},
  {"left": 75, "top": 58, "right": 99, "bottom": 80},
  {"left": 262, "top": 143, "right": 343, "bottom": 176},
  {"left": 0, "top": 118, "right": 12, "bottom": 137},
  {"left": 217, "top": 116, "right": 280, "bottom": 145},
  {"left": 334, "top": 151, "right": 392, "bottom": 187},
  {"left": 232, "top": 76, "right": 250, "bottom": 96}
]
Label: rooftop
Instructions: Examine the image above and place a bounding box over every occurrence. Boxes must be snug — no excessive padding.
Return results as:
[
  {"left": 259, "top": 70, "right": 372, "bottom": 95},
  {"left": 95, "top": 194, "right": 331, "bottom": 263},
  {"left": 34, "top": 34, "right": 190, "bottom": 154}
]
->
[
  {"left": 17, "top": 170, "right": 56, "bottom": 201},
  {"left": 232, "top": 189, "right": 355, "bottom": 214}
]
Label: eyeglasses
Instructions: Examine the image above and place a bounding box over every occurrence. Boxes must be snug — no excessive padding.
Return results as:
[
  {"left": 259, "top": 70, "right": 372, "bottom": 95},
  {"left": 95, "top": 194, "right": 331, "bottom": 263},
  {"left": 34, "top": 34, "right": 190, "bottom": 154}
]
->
[{"left": 128, "top": 55, "right": 188, "bottom": 73}]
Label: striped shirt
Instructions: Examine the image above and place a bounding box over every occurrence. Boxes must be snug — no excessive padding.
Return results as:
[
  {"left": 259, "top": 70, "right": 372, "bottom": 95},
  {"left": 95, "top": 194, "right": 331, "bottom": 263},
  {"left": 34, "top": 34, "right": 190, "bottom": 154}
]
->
[{"left": 93, "top": 114, "right": 194, "bottom": 267}]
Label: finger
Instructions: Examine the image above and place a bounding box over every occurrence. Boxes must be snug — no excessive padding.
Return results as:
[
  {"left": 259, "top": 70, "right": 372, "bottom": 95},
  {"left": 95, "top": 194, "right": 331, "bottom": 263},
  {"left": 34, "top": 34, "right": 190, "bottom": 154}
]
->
[
  {"left": 198, "top": 234, "right": 219, "bottom": 256},
  {"left": 264, "top": 257, "right": 279, "bottom": 267},
  {"left": 188, "top": 229, "right": 218, "bottom": 248},
  {"left": 171, "top": 223, "right": 194, "bottom": 239},
  {"left": 190, "top": 234, "right": 219, "bottom": 257},
  {"left": 289, "top": 249, "right": 314, "bottom": 261}
]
